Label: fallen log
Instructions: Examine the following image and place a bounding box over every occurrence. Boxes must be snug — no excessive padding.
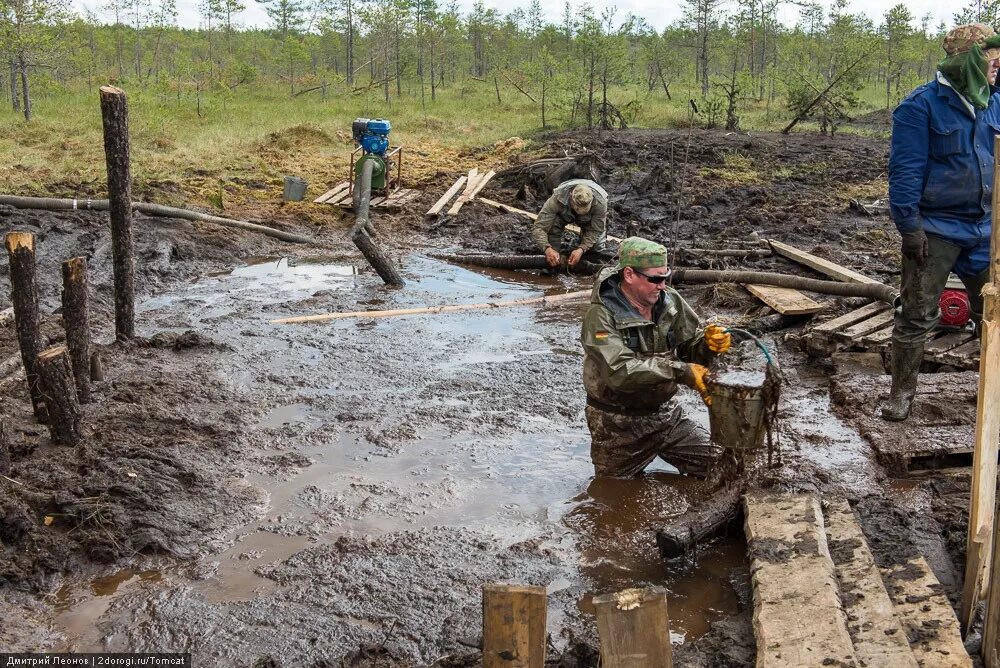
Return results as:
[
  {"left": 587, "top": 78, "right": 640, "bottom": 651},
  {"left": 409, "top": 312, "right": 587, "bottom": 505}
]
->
[
  {"left": 656, "top": 482, "right": 742, "bottom": 559},
  {"left": 430, "top": 253, "right": 605, "bottom": 274},
  {"left": 0, "top": 195, "right": 317, "bottom": 245},
  {"left": 272, "top": 289, "right": 590, "bottom": 324}
]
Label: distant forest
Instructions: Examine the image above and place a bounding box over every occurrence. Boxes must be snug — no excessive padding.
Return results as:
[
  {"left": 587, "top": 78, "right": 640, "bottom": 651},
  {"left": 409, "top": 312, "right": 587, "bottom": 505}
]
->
[{"left": 1, "top": 0, "right": 997, "bottom": 129}]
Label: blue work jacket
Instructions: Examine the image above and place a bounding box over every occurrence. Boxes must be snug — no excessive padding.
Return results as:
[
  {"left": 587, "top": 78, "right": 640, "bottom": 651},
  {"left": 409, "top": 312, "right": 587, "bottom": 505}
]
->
[{"left": 889, "top": 79, "right": 1000, "bottom": 247}]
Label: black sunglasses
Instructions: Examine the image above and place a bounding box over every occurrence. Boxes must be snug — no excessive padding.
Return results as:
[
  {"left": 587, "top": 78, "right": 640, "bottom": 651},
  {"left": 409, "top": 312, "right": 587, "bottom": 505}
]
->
[{"left": 633, "top": 269, "right": 671, "bottom": 285}]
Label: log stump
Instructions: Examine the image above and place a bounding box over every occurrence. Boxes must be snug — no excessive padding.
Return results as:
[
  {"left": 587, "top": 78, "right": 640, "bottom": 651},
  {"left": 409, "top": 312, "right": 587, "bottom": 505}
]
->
[
  {"left": 36, "top": 346, "right": 82, "bottom": 446},
  {"left": 5, "top": 231, "right": 47, "bottom": 420},
  {"left": 100, "top": 85, "right": 136, "bottom": 340},
  {"left": 61, "top": 256, "right": 91, "bottom": 403}
]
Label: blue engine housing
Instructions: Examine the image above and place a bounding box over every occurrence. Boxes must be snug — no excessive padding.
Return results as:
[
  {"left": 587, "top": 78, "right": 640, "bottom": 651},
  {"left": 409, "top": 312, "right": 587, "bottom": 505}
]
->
[{"left": 352, "top": 118, "right": 391, "bottom": 156}]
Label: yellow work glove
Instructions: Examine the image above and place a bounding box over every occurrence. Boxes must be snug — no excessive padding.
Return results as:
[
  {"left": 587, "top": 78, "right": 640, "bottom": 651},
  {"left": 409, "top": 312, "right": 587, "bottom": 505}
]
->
[
  {"left": 685, "top": 363, "right": 712, "bottom": 406},
  {"left": 704, "top": 324, "right": 731, "bottom": 354}
]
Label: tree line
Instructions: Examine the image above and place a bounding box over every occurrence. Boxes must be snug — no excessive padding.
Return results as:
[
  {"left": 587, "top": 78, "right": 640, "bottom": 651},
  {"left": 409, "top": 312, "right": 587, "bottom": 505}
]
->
[{"left": 0, "top": 0, "right": 993, "bottom": 132}]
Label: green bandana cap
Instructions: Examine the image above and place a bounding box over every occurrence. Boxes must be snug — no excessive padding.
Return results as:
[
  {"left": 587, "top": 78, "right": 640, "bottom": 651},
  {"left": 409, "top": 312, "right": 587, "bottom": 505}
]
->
[
  {"left": 938, "top": 24, "right": 1000, "bottom": 110},
  {"left": 616, "top": 236, "right": 667, "bottom": 271}
]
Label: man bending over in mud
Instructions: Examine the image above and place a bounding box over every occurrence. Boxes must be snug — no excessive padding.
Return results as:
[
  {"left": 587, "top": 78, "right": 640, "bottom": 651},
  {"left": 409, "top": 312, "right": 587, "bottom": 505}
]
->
[
  {"left": 580, "top": 236, "right": 731, "bottom": 478},
  {"left": 884, "top": 23, "right": 1000, "bottom": 421},
  {"left": 533, "top": 179, "right": 612, "bottom": 270}
]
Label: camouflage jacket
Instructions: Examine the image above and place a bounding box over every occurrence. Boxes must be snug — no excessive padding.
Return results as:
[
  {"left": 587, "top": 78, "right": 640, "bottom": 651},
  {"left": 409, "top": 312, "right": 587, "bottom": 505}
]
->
[
  {"left": 532, "top": 179, "right": 609, "bottom": 253},
  {"left": 581, "top": 267, "right": 714, "bottom": 413}
]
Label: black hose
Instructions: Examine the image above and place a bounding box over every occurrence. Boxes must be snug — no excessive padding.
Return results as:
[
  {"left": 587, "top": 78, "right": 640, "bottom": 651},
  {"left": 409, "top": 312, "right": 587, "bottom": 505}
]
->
[
  {"left": 350, "top": 160, "right": 405, "bottom": 287},
  {"left": 430, "top": 253, "right": 606, "bottom": 275}
]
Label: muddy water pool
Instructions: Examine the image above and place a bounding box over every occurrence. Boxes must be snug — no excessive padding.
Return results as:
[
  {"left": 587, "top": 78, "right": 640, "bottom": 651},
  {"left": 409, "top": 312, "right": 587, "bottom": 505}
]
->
[{"left": 46, "top": 255, "right": 744, "bottom": 658}]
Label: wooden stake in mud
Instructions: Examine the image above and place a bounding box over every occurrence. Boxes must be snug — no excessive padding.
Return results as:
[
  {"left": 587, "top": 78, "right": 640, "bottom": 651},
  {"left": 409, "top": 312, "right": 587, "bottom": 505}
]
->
[
  {"left": 99, "top": 85, "right": 136, "bottom": 340},
  {"left": 36, "top": 346, "right": 81, "bottom": 446},
  {"left": 482, "top": 584, "right": 546, "bottom": 668},
  {"left": 5, "top": 231, "right": 47, "bottom": 420},
  {"left": 593, "top": 587, "right": 673, "bottom": 668},
  {"left": 90, "top": 352, "right": 105, "bottom": 382},
  {"left": 61, "top": 257, "right": 91, "bottom": 403}
]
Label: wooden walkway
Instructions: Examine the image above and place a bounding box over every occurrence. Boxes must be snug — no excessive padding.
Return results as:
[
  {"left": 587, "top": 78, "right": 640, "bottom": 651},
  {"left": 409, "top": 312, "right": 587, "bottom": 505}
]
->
[{"left": 313, "top": 182, "right": 420, "bottom": 208}]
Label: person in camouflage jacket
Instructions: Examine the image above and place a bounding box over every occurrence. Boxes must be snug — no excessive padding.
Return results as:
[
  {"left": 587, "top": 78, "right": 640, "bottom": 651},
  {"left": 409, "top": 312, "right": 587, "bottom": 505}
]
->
[
  {"left": 532, "top": 179, "right": 610, "bottom": 269},
  {"left": 580, "top": 237, "right": 731, "bottom": 478}
]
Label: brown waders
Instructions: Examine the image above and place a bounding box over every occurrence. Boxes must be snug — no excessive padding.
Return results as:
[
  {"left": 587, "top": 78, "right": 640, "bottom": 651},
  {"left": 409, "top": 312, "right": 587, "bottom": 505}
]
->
[{"left": 883, "top": 235, "right": 988, "bottom": 421}]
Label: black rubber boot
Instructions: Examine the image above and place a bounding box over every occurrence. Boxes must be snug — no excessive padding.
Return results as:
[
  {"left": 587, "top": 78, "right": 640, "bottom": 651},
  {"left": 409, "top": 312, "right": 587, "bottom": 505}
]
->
[{"left": 880, "top": 343, "right": 924, "bottom": 422}]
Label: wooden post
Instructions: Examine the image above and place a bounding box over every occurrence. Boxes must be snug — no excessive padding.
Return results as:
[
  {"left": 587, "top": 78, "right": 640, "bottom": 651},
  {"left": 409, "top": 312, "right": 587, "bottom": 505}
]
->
[
  {"left": 35, "top": 346, "right": 81, "bottom": 446},
  {"left": 61, "top": 257, "right": 91, "bottom": 403},
  {"left": 979, "top": 136, "right": 1000, "bottom": 663},
  {"left": 5, "top": 231, "right": 47, "bottom": 420},
  {"left": 482, "top": 584, "right": 546, "bottom": 668},
  {"left": 90, "top": 352, "right": 105, "bottom": 382},
  {"left": 99, "top": 85, "right": 135, "bottom": 340},
  {"left": 593, "top": 587, "right": 673, "bottom": 668}
]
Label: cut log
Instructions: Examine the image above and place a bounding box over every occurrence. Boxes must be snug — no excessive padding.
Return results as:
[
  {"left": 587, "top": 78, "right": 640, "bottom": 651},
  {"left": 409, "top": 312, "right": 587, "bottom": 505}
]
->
[
  {"left": 593, "top": 587, "right": 672, "bottom": 667},
  {"left": 768, "top": 239, "right": 881, "bottom": 285},
  {"left": 5, "top": 231, "right": 47, "bottom": 420},
  {"left": 482, "top": 584, "right": 546, "bottom": 668},
  {"left": 824, "top": 499, "right": 916, "bottom": 667},
  {"left": 743, "top": 284, "right": 822, "bottom": 315},
  {"left": 61, "top": 257, "right": 91, "bottom": 403},
  {"left": 744, "top": 492, "right": 857, "bottom": 668},
  {"left": 882, "top": 557, "right": 971, "bottom": 667},
  {"left": 36, "top": 346, "right": 82, "bottom": 446},
  {"left": 100, "top": 85, "right": 136, "bottom": 341},
  {"left": 656, "top": 483, "right": 741, "bottom": 559}
]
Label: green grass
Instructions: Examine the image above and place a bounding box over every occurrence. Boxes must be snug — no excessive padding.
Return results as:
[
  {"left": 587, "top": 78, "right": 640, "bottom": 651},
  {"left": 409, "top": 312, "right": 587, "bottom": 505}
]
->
[{"left": 0, "top": 81, "right": 894, "bottom": 212}]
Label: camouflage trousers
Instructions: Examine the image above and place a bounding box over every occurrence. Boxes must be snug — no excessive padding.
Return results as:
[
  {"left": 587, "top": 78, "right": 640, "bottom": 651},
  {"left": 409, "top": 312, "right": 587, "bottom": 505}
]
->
[{"left": 585, "top": 400, "right": 722, "bottom": 478}]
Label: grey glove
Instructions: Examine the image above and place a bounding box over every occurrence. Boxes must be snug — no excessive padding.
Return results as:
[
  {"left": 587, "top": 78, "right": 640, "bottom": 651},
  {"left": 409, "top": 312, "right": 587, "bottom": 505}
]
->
[{"left": 900, "top": 230, "right": 928, "bottom": 268}]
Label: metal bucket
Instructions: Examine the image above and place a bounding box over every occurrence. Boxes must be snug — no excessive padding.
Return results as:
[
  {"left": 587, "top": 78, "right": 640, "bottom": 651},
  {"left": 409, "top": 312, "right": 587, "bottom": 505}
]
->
[
  {"left": 706, "top": 371, "right": 769, "bottom": 450},
  {"left": 283, "top": 176, "right": 308, "bottom": 202}
]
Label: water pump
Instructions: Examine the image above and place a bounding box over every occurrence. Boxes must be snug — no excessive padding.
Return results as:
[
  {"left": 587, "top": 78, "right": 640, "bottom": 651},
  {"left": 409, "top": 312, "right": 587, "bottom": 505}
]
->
[{"left": 352, "top": 118, "right": 392, "bottom": 190}]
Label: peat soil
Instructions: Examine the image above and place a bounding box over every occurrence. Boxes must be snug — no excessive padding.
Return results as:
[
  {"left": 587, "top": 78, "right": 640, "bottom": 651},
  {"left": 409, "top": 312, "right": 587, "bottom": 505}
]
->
[{"left": 0, "top": 128, "right": 974, "bottom": 666}]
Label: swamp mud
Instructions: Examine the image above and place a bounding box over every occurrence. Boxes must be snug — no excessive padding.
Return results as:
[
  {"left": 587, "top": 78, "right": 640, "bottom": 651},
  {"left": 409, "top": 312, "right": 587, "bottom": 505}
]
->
[{"left": 0, "top": 128, "right": 977, "bottom": 666}]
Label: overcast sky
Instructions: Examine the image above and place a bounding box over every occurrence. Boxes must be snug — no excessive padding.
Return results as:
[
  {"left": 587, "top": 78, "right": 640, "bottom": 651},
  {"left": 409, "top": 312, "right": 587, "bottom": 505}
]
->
[{"left": 73, "top": 0, "right": 961, "bottom": 33}]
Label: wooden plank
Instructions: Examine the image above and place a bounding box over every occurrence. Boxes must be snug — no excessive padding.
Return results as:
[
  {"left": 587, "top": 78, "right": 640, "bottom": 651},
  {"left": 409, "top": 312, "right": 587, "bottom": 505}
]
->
[
  {"left": 812, "top": 302, "right": 890, "bottom": 334},
  {"left": 769, "top": 239, "right": 881, "bottom": 284},
  {"left": 369, "top": 196, "right": 386, "bottom": 207},
  {"left": 860, "top": 324, "right": 894, "bottom": 347},
  {"left": 743, "top": 284, "right": 823, "bottom": 315},
  {"left": 447, "top": 168, "right": 480, "bottom": 215},
  {"left": 468, "top": 169, "right": 496, "bottom": 200},
  {"left": 937, "top": 338, "right": 982, "bottom": 368},
  {"left": 593, "top": 587, "right": 672, "bottom": 668},
  {"left": 744, "top": 492, "right": 858, "bottom": 668},
  {"left": 328, "top": 190, "right": 353, "bottom": 206},
  {"left": 426, "top": 176, "right": 467, "bottom": 216},
  {"left": 482, "top": 584, "right": 546, "bottom": 668},
  {"left": 925, "top": 331, "right": 976, "bottom": 356},
  {"left": 313, "top": 182, "right": 349, "bottom": 204},
  {"left": 882, "top": 557, "right": 972, "bottom": 667},
  {"left": 824, "top": 499, "right": 917, "bottom": 667},
  {"left": 836, "top": 310, "right": 895, "bottom": 342},
  {"left": 868, "top": 424, "right": 973, "bottom": 473},
  {"left": 477, "top": 197, "right": 539, "bottom": 221}
]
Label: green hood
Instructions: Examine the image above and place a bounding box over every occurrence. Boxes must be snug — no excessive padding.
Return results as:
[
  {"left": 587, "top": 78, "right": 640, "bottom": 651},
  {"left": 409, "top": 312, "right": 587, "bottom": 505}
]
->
[{"left": 938, "top": 35, "right": 1000, "bottom": 110}]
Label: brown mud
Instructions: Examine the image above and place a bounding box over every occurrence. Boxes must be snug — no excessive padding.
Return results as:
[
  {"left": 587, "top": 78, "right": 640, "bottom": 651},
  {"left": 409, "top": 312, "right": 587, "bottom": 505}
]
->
[{"left": 0, "top": 128, "right": 976, "bottom": 666}]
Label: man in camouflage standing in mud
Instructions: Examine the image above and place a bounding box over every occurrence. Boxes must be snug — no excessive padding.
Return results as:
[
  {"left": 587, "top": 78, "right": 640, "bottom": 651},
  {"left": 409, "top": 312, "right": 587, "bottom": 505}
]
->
[
  {"left": 580, "top": 236, "right": 731, "bottom": 478},
  {"left": 884, "top": 24, "right": 1000, "bottom": 421},
  {"left": 533, "top": 179, "right": 610, "bottom": 270}
]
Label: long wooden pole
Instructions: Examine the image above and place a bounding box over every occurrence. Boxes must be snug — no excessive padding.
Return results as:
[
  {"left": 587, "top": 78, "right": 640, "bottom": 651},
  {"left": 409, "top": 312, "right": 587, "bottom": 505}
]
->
[
  {"left": 100, "top": 85, "right": 135, "bottom": 340},
  {"left": 61, "top": 257, "right": 91, "bottom": 403},
  {"left": 5, "top": 231, "right": 47, "bottom": 420},
  {"left": 271, "top": 289, "right": 590, "bottom": 324},
  {"left": 979, "top": 136, "right": 1000, "bottom": 663}
]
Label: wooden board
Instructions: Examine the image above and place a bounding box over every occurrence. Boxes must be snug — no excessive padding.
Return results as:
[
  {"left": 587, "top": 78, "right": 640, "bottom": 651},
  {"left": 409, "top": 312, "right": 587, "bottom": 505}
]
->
[
  {"left": 868, "top": 424, "right": 974, "bottom": 474},
  {"left": 743, "top": 284, "right": 823, "bottom": 315},
  {"left": 881, "top": 557, "right": 972, "bottom": 667},
  {"left": 477, "top": 197, "right": 538, "bottom": 221},
  {"left": 333, "top": 188, "right": 417, "bottom": 209},
  {"left": 925, "top": 331, "right": 976, "bottom": 356},
  {"left": 824, "top": 499, "right": 917, "bottom": 667},
  {"left": 593, "top": 587, "right": 672, "bottom": 668},
  {"left": 836, "top": 310, "right": 895, "bottom": 342},
  {"left": 812, "top": 302, "right": 890, "bottom": 334},
  {"left": 447, "top": 168, "right": 480, "bottom": 215},
  {"left": 937, "top": 339, "right": 983, "bottom": 368},
  {"left": 482, "top": 584, "right": 546, "bottom": 668},
  {"left": 426, "top": 176, "right": 466, "bottom": 216},
  {"left": 744, "top": 493, "right": 858, "bottom": 668},
  {"left": 860, "top": 324, "right": 894, "bottom": 347},
  {"left": 468, "top": 169, "right": 496, "bottom": 200},
  {"left": 769, "top": 239, "right": 881, "bottom": 284},
  {"left": 313, "top": 182, "right": 349, "bottom": 204}
]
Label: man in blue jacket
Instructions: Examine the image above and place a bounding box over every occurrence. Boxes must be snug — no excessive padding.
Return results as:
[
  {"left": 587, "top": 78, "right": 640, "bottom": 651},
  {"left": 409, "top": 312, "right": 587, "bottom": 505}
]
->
[{"left": 884, "top": 24, "right": 1000, "bottom": 421}]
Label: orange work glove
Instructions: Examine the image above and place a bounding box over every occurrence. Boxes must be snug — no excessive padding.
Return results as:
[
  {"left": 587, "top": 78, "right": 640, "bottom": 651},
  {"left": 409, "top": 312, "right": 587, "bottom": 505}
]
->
[
  {"left": 684, "top": 363, "right": 712, "bottom": 406},
  {"left": 704, "top": 324, "right": 732, "bottom": 354}
]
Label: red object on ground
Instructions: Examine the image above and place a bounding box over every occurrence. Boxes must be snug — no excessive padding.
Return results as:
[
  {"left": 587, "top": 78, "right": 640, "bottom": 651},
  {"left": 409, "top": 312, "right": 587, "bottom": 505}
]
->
[{"left": 939, "top": 289, "right": 971, "bottom": 327}]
